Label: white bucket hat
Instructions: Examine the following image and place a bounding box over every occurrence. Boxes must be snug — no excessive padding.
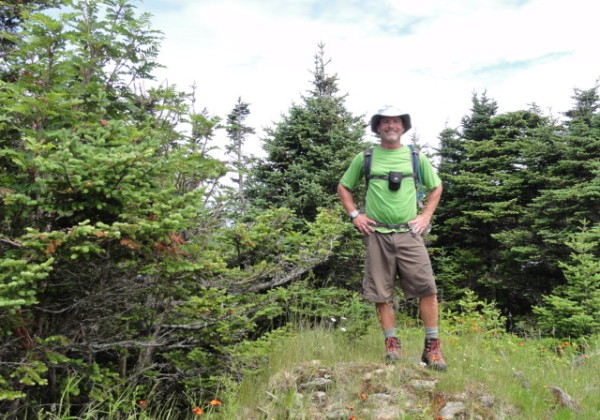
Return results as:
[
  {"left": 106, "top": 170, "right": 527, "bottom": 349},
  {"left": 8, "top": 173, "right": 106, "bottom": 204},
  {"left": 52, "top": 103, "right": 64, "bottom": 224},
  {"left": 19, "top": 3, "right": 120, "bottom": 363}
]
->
[{"left": 370, "top": 106, "right": 411, "bottom": 134}]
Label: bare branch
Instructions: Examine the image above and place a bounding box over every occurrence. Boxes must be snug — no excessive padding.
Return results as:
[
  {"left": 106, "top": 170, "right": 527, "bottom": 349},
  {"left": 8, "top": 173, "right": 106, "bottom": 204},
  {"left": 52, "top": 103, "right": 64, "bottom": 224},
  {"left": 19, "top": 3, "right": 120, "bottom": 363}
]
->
[{"left": 0, "top": 237, "right": 22, "bottom": 248}]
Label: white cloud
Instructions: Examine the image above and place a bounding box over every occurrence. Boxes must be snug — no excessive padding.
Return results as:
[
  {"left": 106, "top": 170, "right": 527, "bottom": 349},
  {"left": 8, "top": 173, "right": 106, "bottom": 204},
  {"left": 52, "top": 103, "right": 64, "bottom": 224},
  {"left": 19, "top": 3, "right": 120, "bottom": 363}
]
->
[{"left": 145, "top": 0, "right": 600, "bottom": 154}]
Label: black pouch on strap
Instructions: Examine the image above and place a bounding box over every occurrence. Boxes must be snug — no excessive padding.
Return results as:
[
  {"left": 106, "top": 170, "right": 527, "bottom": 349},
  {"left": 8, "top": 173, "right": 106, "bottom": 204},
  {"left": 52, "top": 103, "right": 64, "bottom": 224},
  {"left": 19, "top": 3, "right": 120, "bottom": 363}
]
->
[{"left": 388, "top": 171, "right": 403, "bottom": 191}]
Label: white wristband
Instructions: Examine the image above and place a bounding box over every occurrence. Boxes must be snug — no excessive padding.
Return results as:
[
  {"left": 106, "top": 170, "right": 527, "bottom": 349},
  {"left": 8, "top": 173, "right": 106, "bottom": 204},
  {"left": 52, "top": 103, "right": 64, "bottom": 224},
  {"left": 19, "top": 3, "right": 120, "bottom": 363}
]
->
[{"left": 349, "top": 210, "right": 359, "bottom": 219}]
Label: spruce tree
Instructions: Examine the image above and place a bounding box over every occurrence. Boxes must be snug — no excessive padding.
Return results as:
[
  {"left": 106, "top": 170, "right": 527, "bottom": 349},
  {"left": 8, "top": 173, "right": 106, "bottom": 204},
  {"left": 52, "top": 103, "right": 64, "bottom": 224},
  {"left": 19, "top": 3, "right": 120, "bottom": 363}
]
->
[
  {"left": 246, "top": 43, "right": 366, "bottom": 221},
  {"left": 243, "top": 44, "right": 369, "bottom": 290},
  {"left": 533, "top": 223, "right": 600, "bottom": 338},
  {"left": 1, "top": 0, "right": 61, "bottom": 77},
  {"left": 0, "top": 0, "right": 227, "bottom": 409},
  {"left": 434, "top": 92, "right": 553, "bottom": 312},
  {"left": 528, "top": 86, "right": 600, "bottom": 248},
  {"left": 224, "top": 97, "right": 255, "bottom": 217},
  {"left": 434, "top": 93, "right": 500, "bottom": 296}
]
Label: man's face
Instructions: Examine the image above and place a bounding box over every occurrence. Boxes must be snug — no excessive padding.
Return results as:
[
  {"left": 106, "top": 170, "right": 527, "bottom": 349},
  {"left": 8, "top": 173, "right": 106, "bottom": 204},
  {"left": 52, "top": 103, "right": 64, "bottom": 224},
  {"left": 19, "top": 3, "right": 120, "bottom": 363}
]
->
[{"left": 378, "top": 116, "right": 404, "bottom": 142}]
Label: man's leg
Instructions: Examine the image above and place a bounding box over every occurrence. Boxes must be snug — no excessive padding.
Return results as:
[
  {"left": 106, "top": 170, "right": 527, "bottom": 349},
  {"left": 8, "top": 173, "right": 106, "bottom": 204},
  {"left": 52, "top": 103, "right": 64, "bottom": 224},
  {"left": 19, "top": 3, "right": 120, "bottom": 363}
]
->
[
  {"left": 364, "top": 233, "right": 401, "bottom": 361},
  {"left": 419, "top": 293, "right": 447, "bottom": 370},
  {"left": 377, "top": 301, "right": 401, "bottom": 361},
  {"left": 377, "top": 301, "right": 396, "bottom": 330},
  {"left": 394, "top": 232, "right": 447, "bottom": 370},
  {"left": 420, "top": 293, "right": 439, "bottom": 329}
]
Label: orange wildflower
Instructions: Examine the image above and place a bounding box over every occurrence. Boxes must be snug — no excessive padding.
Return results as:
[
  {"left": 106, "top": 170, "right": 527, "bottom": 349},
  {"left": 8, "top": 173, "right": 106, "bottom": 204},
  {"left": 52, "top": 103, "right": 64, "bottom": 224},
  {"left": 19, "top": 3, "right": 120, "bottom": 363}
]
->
[
  {"left": 138, "top": 400, "right": 146, "bottom": 407},
  {"left": 360, "top": 393, "right": 368, "bottom": 400},
  {"left": 210, "top": 399, "right": 222, "bottom": 406},
  {"left": 192, "top": 407, "right": 203, "bottom": 416}
]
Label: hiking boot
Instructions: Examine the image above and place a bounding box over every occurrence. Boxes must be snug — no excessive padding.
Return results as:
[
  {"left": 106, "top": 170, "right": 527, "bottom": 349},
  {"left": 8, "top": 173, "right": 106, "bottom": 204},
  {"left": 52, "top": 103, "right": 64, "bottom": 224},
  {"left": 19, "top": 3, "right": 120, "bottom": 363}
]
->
[
  {"left": 421, "top": 338, "right": 447, "bottom": 371},
  {"left": 385, "top": 336, "right": 401, "bottom": 362}
]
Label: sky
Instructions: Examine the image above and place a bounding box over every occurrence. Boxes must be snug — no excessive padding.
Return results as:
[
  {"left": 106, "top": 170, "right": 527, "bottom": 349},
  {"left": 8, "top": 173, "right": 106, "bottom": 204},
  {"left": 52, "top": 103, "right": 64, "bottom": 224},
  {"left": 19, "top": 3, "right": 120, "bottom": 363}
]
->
[{"left": 141, "top": 0, "right": 600, "bottom": 155}]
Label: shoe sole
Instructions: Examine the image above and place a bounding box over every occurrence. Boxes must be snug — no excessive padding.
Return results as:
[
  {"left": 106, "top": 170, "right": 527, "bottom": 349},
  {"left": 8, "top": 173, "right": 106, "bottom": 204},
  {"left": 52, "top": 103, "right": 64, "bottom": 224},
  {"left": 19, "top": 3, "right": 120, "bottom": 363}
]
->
[
  {"left": 421, "top": 359, "right": 447, "bottom": 371},
  {"left": 385, "top": 354, "right": 400, "bottom": 363}
]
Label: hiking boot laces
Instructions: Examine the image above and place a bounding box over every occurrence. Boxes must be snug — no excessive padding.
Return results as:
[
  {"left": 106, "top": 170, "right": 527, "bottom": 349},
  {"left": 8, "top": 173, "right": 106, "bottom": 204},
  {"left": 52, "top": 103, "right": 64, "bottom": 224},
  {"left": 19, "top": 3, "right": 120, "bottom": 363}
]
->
[
  {"left": 385, "top": 336, "right": 401, "bottom": 362},
  {"left": 422, "top": 338, "right": 447, "bottom": 371}
]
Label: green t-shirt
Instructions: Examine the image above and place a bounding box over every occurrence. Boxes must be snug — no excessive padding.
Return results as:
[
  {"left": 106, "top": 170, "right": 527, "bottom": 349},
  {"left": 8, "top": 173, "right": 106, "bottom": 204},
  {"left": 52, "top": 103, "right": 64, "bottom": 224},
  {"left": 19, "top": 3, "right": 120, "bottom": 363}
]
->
[{"left": 340, "top": 145, "right": 442, "bottom": 232}]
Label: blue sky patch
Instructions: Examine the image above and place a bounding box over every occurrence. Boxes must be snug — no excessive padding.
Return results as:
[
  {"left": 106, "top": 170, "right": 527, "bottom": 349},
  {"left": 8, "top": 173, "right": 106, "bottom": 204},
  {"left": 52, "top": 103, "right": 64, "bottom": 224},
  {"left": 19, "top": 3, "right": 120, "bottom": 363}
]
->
[{"left": 465, "top": 51, "right": 573, "bottom": 78}]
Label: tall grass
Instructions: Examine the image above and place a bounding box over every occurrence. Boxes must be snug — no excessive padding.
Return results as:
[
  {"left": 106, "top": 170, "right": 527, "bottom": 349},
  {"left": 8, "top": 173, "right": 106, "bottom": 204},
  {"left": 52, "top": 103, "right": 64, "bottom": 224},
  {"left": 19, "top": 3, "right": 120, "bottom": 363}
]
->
[
  {"left": 23, "top": 308, "right": 600, "bottom": 419},
  {"left": 215, "top": 323, "right": 600, "bottom": 419}
]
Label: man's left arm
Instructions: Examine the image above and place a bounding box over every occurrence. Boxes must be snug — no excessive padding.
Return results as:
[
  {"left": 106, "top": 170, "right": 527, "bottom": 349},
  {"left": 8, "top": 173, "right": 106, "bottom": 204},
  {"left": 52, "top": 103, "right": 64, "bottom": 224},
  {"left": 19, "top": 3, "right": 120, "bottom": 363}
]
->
[{"left": 409, "top": 184, "right": 442, "bottom": 235}]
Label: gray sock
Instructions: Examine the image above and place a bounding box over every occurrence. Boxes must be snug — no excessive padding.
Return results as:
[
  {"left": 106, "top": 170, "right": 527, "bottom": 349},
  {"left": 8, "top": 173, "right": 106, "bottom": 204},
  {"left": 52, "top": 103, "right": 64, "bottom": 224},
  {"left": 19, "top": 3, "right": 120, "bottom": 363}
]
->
[
  {"left": 383, "top": 328, "right": 397, "bottom": 339},
  {"left": 425, "top": 327, "right": 438, "bottom": 339}
]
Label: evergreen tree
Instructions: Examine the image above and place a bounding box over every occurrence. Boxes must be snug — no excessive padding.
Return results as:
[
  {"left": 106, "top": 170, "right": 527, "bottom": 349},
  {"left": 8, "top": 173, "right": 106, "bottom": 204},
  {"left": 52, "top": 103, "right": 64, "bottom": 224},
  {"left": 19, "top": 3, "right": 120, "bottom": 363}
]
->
[
  {"left": 224, "top": 97, "right": 255, "bottom": 217},
  {"left": 533, "top": 223, "right": 600, "bottom": 338},
  {"left": 434, "top": 125, "right": 465, "bottom": 241},
  {"left": 461, "top": 91, "right": 498, "bottom": 141},
  {"left": 242, "top": 44, "right": 369, "bottom": 291},
  {"left": 442, "top": 93, "right": 499, "bottom": 249},
  {"left": 479, "top": 109, "right": 553, "bottom": 311},
  {"left": 246, "top": 43, "right": 366, "bottom": 221},
  {"left": 515, "top": 88, "right": 600, "bottom": 310},
  {"left": 525, "top": 85, "right": 600, "bottom": 283},
  {"left": 0, "top": 5, "right": 368, "bottom": 412},
  {"left": 435, "top": 85, "right": 599, "bottom": 320},
  {"left": 434, "top": 92, "right": 553, "bottom": 313},
  {"left": 1, "top": 0, "right": 61, "bottom": 77},
  {"left": 434, "top": 93, "right": 500, "bottom": 296},
  {"left": 429, "top": 126, "right": 465, "bottom": 298},
  {"left": 0, "top": 0, "right": 227, "bottom": 410}
]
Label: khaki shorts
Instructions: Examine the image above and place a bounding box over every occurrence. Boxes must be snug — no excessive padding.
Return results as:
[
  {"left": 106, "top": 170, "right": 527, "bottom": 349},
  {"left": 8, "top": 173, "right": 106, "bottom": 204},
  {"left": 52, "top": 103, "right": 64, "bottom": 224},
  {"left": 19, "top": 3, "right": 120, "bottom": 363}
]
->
[{"left": 362, "top": 232, "right": 437, "bottom": 302}]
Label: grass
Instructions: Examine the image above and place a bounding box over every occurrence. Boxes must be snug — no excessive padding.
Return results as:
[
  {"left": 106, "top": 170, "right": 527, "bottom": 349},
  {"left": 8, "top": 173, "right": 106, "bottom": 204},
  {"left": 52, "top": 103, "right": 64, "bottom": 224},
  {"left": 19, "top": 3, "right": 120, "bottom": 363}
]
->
[
  {"left": 212, "top": 322, "right": 600, "bottom": 419},
  {"left": 29, "top": 318, "right": 600, "bottom": 419}
]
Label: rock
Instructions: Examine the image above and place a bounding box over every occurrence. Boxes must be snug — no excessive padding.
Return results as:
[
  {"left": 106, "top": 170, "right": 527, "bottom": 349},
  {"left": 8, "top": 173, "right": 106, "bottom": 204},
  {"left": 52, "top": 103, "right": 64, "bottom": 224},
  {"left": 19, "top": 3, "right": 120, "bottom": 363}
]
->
[
  {"left": 370, "top": 393, "right": 397, "bottom": 403},
  {"left": 479, "top": 394, "right": 495, "bottom": 408},
  {"left": 409, "top": 378, "right": 438, "bottom": 392},
  {"left": 548, "top": 386, "right": 580, "bottom": 412},
  {"left": 437, "top": 401, "right": 467, "bottom": 419},
  {"left": 513, "top": 370, "right": 531, "bottom": 389},
  {"left": 299, "top": 377, "right": 332, "bottom": 391},
  {"left": 360, "top": 406, "right": 401, "bottom": 420},
  {"left": 312, "top": 391, "right": 327, "bottom": 407}
]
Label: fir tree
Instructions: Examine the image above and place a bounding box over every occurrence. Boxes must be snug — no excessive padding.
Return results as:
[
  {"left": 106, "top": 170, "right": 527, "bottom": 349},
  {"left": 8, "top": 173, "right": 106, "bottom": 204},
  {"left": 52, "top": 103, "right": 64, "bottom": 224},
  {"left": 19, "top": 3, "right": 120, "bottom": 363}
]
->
[
  {"left": 224, "top": 97, "right": 255, "bottom": 217},
  {"left": 533, "top": 223, "right": 600, "bottom": 338},
  {"left": 246, "top": 43, "right": 366, "bottom": 221}
]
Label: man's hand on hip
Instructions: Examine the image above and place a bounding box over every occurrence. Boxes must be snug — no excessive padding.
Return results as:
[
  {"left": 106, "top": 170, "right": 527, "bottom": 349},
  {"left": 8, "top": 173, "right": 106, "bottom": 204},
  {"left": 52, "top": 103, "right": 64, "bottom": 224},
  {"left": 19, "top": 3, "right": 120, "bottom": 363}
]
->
[{"left": 353, "top": 214, "right": 376, "bottom": 235}]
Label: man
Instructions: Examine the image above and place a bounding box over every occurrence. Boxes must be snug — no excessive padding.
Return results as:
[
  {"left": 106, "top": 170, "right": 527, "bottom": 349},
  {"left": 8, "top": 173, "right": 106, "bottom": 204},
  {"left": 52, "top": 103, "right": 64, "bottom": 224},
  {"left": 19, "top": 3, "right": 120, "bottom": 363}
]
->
[{"left": 337, "top": 106, "right": 447, "bottom": 370}]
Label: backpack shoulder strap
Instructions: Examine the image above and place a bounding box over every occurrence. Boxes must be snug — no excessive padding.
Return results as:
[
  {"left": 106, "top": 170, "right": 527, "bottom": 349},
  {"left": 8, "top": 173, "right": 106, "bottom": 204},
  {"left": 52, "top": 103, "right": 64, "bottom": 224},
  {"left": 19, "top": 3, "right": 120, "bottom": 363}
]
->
[
  {"left": 408, "top": 144, "right": 425, "bottom": 208},
  {"left": 363, "top": 147, "right": 373, "bottom": 189}
]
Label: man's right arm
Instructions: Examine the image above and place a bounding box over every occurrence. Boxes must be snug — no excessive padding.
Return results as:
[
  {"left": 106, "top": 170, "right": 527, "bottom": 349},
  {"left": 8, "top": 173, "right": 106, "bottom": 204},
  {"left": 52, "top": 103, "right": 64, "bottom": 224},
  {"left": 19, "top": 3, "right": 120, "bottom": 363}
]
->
[
  {"left": 337, "top": 182, "right": 358, "bottom": 216},
  {"left": 337, "top": 183, "right": 374, "bottom": 235}
]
